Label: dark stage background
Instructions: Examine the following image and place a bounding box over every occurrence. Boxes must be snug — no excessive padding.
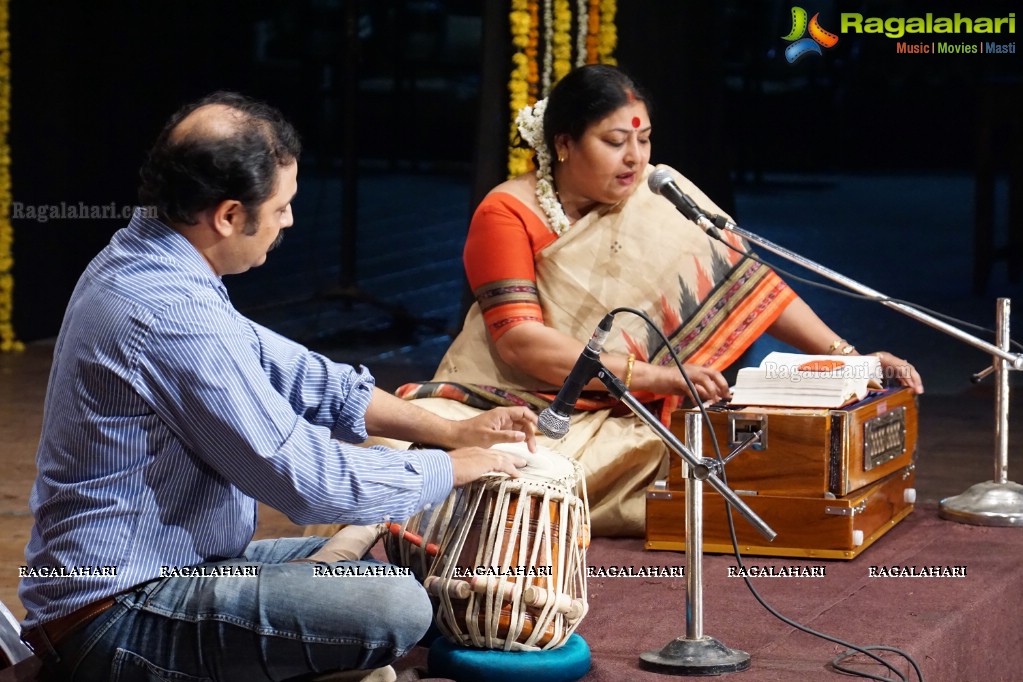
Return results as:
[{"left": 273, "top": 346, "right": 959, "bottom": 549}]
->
[{"left": 7, "top": 0, "right": 1021, "bottom": 346}]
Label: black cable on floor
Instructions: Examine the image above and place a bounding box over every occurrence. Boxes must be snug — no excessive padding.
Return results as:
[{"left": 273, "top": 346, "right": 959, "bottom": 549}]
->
[{"left": 608, "top": 306, "right": 925, "bottom": 682}]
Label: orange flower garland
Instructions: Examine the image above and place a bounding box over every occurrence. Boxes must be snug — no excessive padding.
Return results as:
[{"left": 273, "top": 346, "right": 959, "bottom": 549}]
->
[
  {"left": 585, "top": 0, "right": 601, "bottom": 64},
  {"left": 526, "top": 1, "right": 540, "bottom": 100}
]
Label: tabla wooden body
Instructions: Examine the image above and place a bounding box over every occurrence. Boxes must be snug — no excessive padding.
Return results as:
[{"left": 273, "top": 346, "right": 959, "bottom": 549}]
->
[{"left": 386, "top": 445, "right": 590, "bottom": 651}]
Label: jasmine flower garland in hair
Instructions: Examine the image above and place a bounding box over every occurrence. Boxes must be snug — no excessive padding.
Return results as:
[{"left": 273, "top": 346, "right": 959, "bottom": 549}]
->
[{"left": 515, "top": 98, "right": 572, "bottom": 236}]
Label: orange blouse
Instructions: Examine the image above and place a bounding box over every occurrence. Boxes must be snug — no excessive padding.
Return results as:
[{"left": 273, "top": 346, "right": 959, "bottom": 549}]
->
[{"left": 463, "top": 192, "right": 558, "bottom": 342}]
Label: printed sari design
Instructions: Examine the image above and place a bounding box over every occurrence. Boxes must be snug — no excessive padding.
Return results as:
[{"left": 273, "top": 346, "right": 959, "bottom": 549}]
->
[{"left": 396, "top": 166, "right": 795, "bottom": 419}]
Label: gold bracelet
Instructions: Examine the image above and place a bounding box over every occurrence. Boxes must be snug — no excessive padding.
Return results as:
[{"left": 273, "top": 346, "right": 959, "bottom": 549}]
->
[
  {"left": 840, "top": 344, "right": 856, "bottom": 355},
  {"left": 826, "top": 339, "right": 846, "bottom": 354},
  {"left": 625, "top": 353, "right": 636, "bottom": 389}
]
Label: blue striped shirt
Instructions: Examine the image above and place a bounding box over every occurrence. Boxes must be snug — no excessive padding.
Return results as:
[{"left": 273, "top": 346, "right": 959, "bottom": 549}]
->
[{"left": 20, "top": 210, "right": 454, "bottom": 628}]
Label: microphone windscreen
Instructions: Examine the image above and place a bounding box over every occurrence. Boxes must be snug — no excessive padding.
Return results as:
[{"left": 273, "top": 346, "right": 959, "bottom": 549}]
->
[
  {"left": 647, "top": 168, "right": 674, "bottom": 195},
  {"left": 537, "top": 408, "right": 570, "bottom": 440}
]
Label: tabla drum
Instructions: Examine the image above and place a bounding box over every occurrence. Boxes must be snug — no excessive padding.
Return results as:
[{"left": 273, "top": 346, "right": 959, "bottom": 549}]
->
[{"left": 385, "top": 443, "right": 590, "bottom": 651}]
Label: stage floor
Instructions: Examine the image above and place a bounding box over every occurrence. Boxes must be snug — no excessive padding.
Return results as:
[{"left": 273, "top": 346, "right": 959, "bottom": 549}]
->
[
  {"left": 3, "top": 342, "right": 1021, "bottom": 681},
  {"left": 3, "top": 168, "right": 1023, "bottom": 680},
  {"left": 576, "top": 502, "right": 1023, "bottom": 682}
]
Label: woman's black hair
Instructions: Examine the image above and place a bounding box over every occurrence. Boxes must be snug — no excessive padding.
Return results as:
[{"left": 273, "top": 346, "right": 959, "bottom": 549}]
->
[
  {"left": 138, "top": 91, "right": 302, "bottom": 227},
  {"left": 542, "top": 64, "right": 651, "bottom": 155}
]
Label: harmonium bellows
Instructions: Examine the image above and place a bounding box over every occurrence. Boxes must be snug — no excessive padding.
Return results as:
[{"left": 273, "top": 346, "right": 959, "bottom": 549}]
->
[{"left": 645, "top": 387, "right": 918, "bottom": 560}]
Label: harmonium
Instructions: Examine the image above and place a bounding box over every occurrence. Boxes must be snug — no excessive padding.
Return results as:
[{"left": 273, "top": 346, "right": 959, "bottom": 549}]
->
[{"left": 645, "top": 387, "right": 918, "bottom": 560}]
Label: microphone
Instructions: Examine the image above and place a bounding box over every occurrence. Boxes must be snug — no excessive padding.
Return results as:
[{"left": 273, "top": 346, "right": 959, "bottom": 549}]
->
[
  {"left": 647, "top": 168, "right": 719, "bottom": 236},
  {"left": 537, "top": 314, "right": 614, "bottom": 439}
]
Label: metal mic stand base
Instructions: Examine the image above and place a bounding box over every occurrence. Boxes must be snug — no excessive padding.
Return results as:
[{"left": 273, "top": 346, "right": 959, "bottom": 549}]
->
[
  {"left": 939, "top": 480, "right": 1023, "bottom": 527},
  {"left": 939, "top": 298, "right": 1023, "bottom": 528},
  {"left": 640, "top": 637, "right": 751, "bottom": 676}
]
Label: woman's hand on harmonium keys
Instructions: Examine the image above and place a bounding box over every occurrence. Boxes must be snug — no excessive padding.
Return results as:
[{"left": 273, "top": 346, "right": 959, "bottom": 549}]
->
[
  {"left": 443, "top": 406, "right": 538, "bottom": 453},
  {"left": 642, "top": 362, "right": 730, "bottom": 405},
  {"left": 871, "top": 350, "right": 924, "bottom": 394},
  {"left": 448, "top": 446, "right": 529, "bottom": 487}
]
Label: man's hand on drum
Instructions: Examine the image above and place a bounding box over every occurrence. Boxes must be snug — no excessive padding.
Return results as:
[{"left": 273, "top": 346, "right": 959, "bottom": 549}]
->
[
  {"left": 444, "top": 406, "right": 538, "bottom": 453},
  {"left": 448, "top": 447, "right": 530, "bottom": 486}
]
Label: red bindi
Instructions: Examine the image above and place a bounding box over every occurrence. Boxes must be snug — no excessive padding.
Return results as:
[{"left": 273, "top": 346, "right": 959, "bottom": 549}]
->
[{"left": 632, "top": 116, "right": 641, "bottom": 128}]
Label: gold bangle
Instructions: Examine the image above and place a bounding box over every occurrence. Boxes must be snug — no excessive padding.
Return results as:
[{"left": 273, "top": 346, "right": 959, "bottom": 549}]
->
[
  {"left": 625, "top": 353, "right": 636, "bottom": 389},
  {"left": 826, "top": 339, "right": 846, "bottom": 354},
  {"left": 840, "top": 344, "right": 856, "bottom": 355}
]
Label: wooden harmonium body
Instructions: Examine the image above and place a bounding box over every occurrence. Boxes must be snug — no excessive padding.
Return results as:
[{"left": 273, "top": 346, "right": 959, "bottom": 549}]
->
[{"left": 645, "top": 387, "right": 918, "bottom": 560}]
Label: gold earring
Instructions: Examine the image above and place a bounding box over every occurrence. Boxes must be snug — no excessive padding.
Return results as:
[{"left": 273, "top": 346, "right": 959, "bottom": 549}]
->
[{"left": 558, "top": 155, "right": 565, "bottom": 163}]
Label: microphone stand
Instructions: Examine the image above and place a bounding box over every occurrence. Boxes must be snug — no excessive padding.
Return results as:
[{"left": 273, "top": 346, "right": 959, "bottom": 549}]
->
[
  {"left": 590, "top": 365, "right": 775, "bottom": 675},
  {"left": 710, "top": 215, "right": 1023, "bottom": 527}
]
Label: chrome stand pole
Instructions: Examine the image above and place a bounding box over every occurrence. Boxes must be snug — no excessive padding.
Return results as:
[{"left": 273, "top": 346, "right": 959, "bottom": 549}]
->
[
  {"left": 940, "top": 298, "right": 1023, "bottom": 526},
  {"left": 587, "top": 365, "right": 766, "bottom": 674},
  {"left": 638, "top": 413, "right": 752, "bottom": 675}
]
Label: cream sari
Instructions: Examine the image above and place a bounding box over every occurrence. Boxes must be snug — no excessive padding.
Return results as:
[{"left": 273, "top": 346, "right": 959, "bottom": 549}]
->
[{"left": 307, "top": 165, "right": 794, "bottom": 538}]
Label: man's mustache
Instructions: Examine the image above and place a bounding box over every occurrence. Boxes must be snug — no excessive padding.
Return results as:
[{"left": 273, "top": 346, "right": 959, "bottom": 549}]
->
[{"left": 269, "top": 230, "right": 285, "bottom": 251}]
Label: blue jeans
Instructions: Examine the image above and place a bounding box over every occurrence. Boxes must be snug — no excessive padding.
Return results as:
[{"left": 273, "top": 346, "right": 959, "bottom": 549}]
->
[{"left": 45, "top": 537, "right": 432, "bottom": 681}]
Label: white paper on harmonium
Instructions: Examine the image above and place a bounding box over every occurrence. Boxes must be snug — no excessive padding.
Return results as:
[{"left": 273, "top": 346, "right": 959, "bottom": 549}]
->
[{"left": 728, "top": 351, "right": 884, "bottom": 409}]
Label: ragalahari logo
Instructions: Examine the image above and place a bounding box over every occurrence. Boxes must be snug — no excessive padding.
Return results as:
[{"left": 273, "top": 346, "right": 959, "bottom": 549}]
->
[{"left": 782, "top": 7, "right": 839, "bottom": 62}]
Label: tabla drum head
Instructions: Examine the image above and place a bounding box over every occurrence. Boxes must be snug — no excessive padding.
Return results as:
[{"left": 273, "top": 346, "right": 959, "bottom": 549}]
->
[{"left": 488, "top": 442, "right": 577, "bottom": 487}]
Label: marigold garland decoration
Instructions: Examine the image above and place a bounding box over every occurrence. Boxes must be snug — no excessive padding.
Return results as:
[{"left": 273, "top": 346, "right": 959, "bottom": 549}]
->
[
  {"left": 526, "top": 2, "right": 540, "bottom": 101},
  {"left": 507, "top": 0, "right": 617, "bottom": 179},
  {"left": 584, "top": 0, "right": 600, "bottom": 64},
  {"left": 551, "top": 0, "right": 572, "bottom": 84},
  {"left": 0, "top": 0, "right": 20, "bottom": 352},
  {"left": 597, "top": 0, "right": 618, "bottom": 65}
]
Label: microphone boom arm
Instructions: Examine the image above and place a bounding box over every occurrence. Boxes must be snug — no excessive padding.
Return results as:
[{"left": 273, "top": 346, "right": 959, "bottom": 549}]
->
[
  {"left": 594, "top": 365, "right": 777, "bottom": 541},
  {"left": 713, "top": 217, "right": 1023, "bottom": 367},
  {"left": 702, "top": 213, "right": 1023, "bottom": 527}
]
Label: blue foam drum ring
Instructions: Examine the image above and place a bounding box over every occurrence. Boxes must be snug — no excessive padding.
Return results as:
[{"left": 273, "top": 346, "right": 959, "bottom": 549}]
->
[{"left": 428, "top": 634, "right": 591, "bottom": 682}]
